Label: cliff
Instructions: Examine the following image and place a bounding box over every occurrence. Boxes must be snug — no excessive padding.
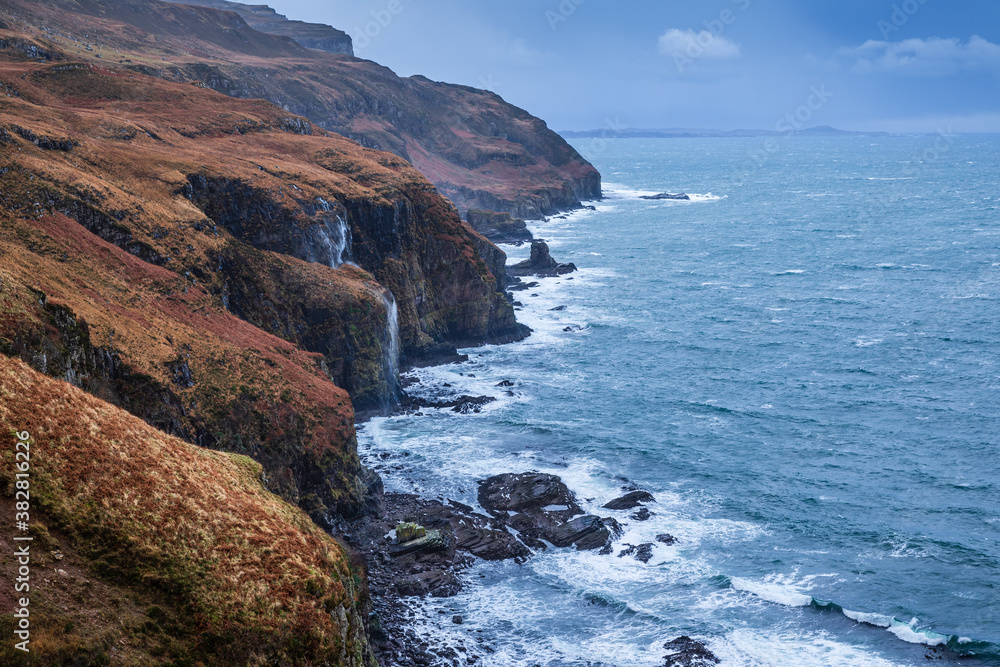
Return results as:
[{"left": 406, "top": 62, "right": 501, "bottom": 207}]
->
[
  {"left": 4, "top": 0, "right": 601, "bottom": 217},
  {"left": 0, "top": 356, "right": 375, "bottom": 665},
  {"left": 163, "top": 0, "right": 355, "bottom": 55}
]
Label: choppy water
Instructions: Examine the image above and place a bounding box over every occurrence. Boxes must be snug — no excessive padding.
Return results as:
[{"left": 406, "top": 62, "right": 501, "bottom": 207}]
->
[{"left": 359, "top": 136, "right": 1000, "bottom": 666}]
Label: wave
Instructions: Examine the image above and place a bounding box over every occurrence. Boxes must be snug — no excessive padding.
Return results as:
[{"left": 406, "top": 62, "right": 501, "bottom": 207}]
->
[
  {"left": 601, "top": 183, "right": 724, "bottom": 203},
  {"left": 728, "top": 575, "right": 998, "bottom": 658}
]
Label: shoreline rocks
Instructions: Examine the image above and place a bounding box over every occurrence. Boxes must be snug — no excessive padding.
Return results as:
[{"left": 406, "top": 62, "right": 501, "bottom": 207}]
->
[
  {"left": 662, "top": 636, "right": 720, "bottom": 666},
  {"left": 478, "top": 472, "right": 619, "bottom": 552},
  {"left": 641, "top": 192, "right": 690, "bottom": 201},
  {"left": 507, "top": 240, "right": 577, "bottom": 278}
]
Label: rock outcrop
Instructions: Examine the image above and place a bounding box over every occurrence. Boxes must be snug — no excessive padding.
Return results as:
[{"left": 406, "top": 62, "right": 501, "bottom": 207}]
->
[
  {"left": 604, "top": 490, "right": 657, "bottom": 510},
  {"left": 641, "top": 192, "right": 690, "bottom": 201},
  {"left": 167, "top": 0, "right": 355, "bottom": 55},
  {"left": 477, "top": 472, "right": 619, "bottom": 551},
  {"left": 662, "top": 636, "right": 721, "bottom": 666},
  {"left": 507, "top": 240, "right": 578, "bottom": 278},
  {"left": 466, "top": 209, "right": 533, "bottom": 244}
]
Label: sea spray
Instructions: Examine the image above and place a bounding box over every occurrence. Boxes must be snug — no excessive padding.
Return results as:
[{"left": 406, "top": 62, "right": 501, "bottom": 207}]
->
[{"left": 380, "top": 289, "right": 401, "bottom": 409}]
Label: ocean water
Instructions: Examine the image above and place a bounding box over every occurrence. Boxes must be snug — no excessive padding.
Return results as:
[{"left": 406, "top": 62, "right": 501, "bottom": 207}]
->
[{"left": 359, "top": 136, "right": 1000, "bottom": 666}]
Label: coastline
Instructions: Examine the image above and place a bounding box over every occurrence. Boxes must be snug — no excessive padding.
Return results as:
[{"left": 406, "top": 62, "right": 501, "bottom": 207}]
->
[
  {"left": 342, "top": 202, "right": 675, "bottom": 666},
  {"left": 343, "top": 180, "right": 996, "bottom": 666}
]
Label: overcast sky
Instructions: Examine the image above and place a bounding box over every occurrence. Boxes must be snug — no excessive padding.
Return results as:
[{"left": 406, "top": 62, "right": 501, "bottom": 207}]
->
[{"left": 265, "top": 0, "right": 1000, "bottom": 133}]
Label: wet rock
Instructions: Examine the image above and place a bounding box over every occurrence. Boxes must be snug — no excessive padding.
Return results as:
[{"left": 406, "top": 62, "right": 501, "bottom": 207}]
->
[
  {"left": 390, "top": 529, "right": 447, "bottom": 556},
  {"left": 549, "top": 305, "right": 567, "bottom": 311},
  {"left": 478, "top": 473, "right": 619, "bottom": 551},
  {"left": 603, "top": 490, "right": 656, "bottom": 510},
  {"left": 452, "top": 615, "right": 463, "bottom": 625},
  {"left": 641, "top": 192, "right": 690, "bottom": 201},
  {"left": 618, "top": 543, "right": 654, "bottom": 563},
  {"left": 496, "top": 380, "right": 515, "bottom": 387},
  {"left": 507, "top": 240, "right": 576, "bottom": 278},
  {"left": 395, "top": 570, "right": 460, "bottom": 597},
  {"left": 662, "top": 636, "right": 720, "bottom": 666},
  {"left": 656, "top": 533, "right": 678, "bottom": 546},
  {"left": 478, "top": 473, "right": 581, "bottom": 515},
  {"left": 408, "top": 394, "right": 496, "bottom": 414},
  {"left": 630, "top": 507, "right": 652, "bottom": 521},
  {"left": 548, "top": 515, "right": 612, "bottom": 550}
]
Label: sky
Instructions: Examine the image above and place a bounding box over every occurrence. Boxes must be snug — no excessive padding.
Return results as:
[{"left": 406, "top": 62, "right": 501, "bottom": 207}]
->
[{"left": 265, "top": 0, "right": 1000, "bottom": 133}]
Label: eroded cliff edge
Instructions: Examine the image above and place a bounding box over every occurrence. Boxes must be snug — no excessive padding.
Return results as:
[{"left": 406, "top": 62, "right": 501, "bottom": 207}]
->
[{"left": 9, "top": 0, "right": 601, "bottom": 217}]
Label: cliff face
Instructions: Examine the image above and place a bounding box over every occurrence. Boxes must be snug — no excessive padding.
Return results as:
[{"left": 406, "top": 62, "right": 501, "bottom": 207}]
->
[
  {"left": 163, "top": 0, "right": 355, "bottom": 55},
  {"left": 0, "top": 356, "right": 375, "bottom": 666},
  {"left": 9, "top": 0, "right": 600, "bottom": 217},
  {"left": 0, "top": 36, "right": 519, "bottom": 538}
]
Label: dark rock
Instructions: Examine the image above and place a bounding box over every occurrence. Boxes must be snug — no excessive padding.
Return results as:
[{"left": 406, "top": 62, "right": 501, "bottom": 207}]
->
[
  {"left": 452, "top": 615, "right": 463, "bottom": 625},
  {"left": 618, "top": 543, "right": 655, "bottom": 563},
  {"left": 496, "top": 380, "right": 515, "bottom": 387},
  {"left": 478, "top": 473, "right": 620, "bottom": 552},
  {"left": 395, "top": 570, "right": 461, "bottom": 597},
  {"left": 507, "top": 240, "right": 576, "bottom": 278},
  {"left": 656, "top": 533, "right": 678, "bottom": 546},
  {"left": 407, "top": 394, "right": 496, "bottom": 414},
  {"left": 630, "top": 507, "right": 652, "bottom": 521},
  {"left": 641, "top": 192, "right": 690, "bottom": 201},
  {"left": 548, "top": 515, "right": 612, "bottom": 550},
  {"left": 603, "top": 490, "right": 656, "bottom": 510},
  {"left": 466, "top": 209, "right": 533, "bottom": 244},
  {"left": 549, "top": 305, "right": 567, "bottom": 311},
  {"left": 478, "top": 473, "right": 581, "bottom": 515},
  {"left": 662, "top": 636, "right": 720, "bottom": 666}
]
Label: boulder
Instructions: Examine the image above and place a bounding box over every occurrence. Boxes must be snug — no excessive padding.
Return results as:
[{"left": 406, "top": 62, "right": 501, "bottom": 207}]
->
[
  {"left": 618, "top": 543, "right": 655, "bottom": 563},
  {"left": 478, "top": 473, "right": 581, "bottom": 515},
  {"left": 478, "top": 473, "right": 619, "bottom": 552},
  {"left": 662, "top": 636, "right": 719, "bottom": 666},
  {"left": 630, "top": 507, "right": 652, "bottom": 521},
  {"left": 603, "top": 490, "right": 656, "bottom": 510},
  {"left": 548, "top": 515, "right": 613, "bottom": 550},
  {"left": 396, "top": 522, "right": 426, "bottom": 543},
  {"left": 656, "top": 533, "right": 678, "bottom": 546}
]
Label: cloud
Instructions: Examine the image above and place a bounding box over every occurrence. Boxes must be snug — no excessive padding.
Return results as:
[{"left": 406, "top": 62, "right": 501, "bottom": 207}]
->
[
  {"left": 657, "top": 28, "right": 741, "bottom": 79},
  {"left": 658, "top": 28, "right": 741, "bottom": 61},
  {"left": 837, "top": 36, "right": 1000, "bottom": 76}
]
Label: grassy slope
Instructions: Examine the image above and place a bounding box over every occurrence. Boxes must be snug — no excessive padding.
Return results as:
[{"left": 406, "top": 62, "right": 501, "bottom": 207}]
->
[
  {"left": 8, "top": 0, "right": 600, "bottom": 217},
  {"left": 0, "top": 355, "right": 375, "bottom": 665}
]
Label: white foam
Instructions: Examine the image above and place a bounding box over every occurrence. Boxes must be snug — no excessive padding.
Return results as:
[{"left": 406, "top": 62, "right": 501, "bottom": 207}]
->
[
  {"left": 730, "top": 575, "right": 813, "bottom": 607},
  {"left": 714, "top": 628, "right": 907, "bottom": 667},
  {"left": 887, "top": 619, "right": 949, "bottom": 647},
  {"left": 843, "top": 609, "right": 893, "bottom": 628}
]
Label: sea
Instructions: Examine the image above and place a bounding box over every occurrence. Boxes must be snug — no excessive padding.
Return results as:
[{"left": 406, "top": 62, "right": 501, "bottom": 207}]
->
[{"left": 358, "top": 135, "right": 1000, "bottom": 666}]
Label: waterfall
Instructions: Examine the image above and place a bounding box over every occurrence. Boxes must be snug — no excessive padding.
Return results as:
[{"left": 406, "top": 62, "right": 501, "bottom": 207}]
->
[
  {"left": 380, "top": 289, "right": 401, "bottom": 408},
  {"left": 308, "top": 198, "right": 353, "bottom": 268}
]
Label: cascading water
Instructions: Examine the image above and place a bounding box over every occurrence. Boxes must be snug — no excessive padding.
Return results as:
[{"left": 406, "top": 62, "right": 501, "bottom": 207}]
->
[
  {"left": 380, "top": 289, "right": 401, "bottom": 410},
  {"left": 308, "top": 198, "right": 353, "bottom": 268}
]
